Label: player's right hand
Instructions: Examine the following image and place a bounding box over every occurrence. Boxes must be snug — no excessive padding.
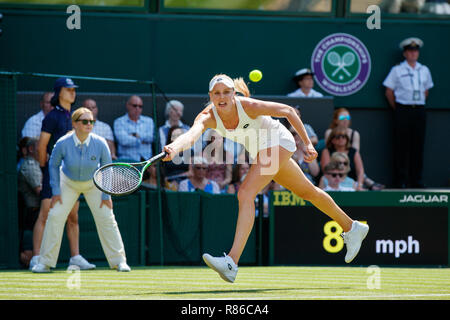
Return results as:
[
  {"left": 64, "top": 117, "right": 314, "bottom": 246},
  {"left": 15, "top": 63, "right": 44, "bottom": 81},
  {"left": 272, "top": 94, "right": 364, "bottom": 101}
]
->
[{"left": 163, "top": 145, "right": 176, "bottom": 161}]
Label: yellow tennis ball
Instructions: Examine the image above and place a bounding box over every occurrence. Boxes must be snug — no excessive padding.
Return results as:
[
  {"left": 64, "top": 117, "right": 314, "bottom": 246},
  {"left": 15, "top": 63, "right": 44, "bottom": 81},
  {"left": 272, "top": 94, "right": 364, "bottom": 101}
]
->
[{"left": 249, "top": 69, "right": 262, "bottom": 82}]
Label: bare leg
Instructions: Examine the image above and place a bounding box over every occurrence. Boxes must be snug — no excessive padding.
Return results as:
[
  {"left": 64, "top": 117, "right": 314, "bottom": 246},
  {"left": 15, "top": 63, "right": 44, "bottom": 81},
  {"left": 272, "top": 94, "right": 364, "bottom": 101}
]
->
[
  {"left": 32, "top": 199, "right": 51, "bottom": 256},
  {"left": 274, "top": 158, "right": 353, "bottom": 232},
  {"left": 66, "top": 201, "right": 80, "bottom": 257},
  {"left": 228, "top": 146, "right": 292, "bottom": 264}
]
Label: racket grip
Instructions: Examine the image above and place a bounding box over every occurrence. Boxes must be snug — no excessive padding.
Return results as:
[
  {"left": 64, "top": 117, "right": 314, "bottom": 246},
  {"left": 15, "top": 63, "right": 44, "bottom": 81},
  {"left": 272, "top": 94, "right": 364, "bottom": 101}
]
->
[{"left": 152, "top": 151, "right": 168, "bottom": 163}]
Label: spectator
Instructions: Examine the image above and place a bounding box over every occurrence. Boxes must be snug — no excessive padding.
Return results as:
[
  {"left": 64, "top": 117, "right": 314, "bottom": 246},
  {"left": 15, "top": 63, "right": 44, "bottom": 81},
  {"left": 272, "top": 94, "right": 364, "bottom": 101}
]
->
[
  {"left": 17, "top": 136, "right": 32, "bottom": 171},
  {"left": 82, "top": 98, "right": 117, "bottom": 160},
  {"left": 17, "top": 138, "right": 41, "bottom": 268},
  {"left": 141, "top": 163, "right": 177, "bottom": 191},
  {"left": 178, "top": 157, "right": 220, "bottom": 194},
  {"left": 163, "top": 126, "right": 191, "bottom": 183},
  {"left": 287, "top": 68, "right": 323, "bottom": 98},
  {"left": 114, "top": 95, "right": 154, "bottom": 162},
  {"left": 32, "top": 107, "right": 130, "bottom": 273},
  {"left": 289, "top": 126, "right": 319, "bottom": 184},
  {"left": 383, "top": 37, "right": 433, "bottom": 188},
  {"left": 226, "top": 162, "right": 250, "bottom": 194},
  {"left": 324, "top": 108, "right": 360, "bottom": 151},
  {"left": 379, "top": 0, "right": 424, "bottom": 13},
  {"left": 318, "top": 152, "right": 357, "bottom": 190},
  {"left": 320, "top": 125, "right": 365, "bottom": 191},
  {"left": 421, "top": 0, "right": 450, "bottom": 14},
  {"left": 158, "top": 100, "right": 190, "bottom": 149},
  {"left": 203, "top": 129, "right": 233, "bottom": 191},
  {"left": 21, "top": 92, "right": 54, "bottom": 139},
  {"left": 31, "top": 77, "right": 94, "bottom": 271},
  {"left": 324, "top": 108, "right": 384, "bottom": 190},
  {"left": 321, "top": 161, "right": 356, "bottom": 192}
]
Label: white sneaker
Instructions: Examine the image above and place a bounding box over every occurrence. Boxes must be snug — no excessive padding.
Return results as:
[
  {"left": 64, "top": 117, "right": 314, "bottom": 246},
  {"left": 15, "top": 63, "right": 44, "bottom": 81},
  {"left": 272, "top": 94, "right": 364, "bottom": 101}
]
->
[
  {"left": 29, "top": 255, "right": 39, "bottom": 271},
  {"left": 31, "top": 263, "right": 51, "bottom": 273},
  {"left": 116, "top": 262, "right": 131, "bottom": 272},
  {"left": 69, "top": 255, "right": 96, "bottom": 270},
  {"left": 342, "top": 221, "right": 369, "bottom": 263},
  {"left": 202, "top": 253, "right": 238, "bottom": 283}
]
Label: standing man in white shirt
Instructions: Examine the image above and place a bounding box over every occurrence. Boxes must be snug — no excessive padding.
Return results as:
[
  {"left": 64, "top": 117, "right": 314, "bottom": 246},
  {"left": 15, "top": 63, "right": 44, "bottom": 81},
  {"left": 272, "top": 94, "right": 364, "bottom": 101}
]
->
[
  {"left": 287, "top": 68, "right": 324, "bottom": 98},
  {"left": 383, "top": 37, "right": 434, "bottom": 188},
  {"left": 113, "top": 95, "right": 154, "bottom": 162},
  {"left": 82, "top": 98, "right": 117, "bottom": 160},
  {"left": 21, "top": 92, "right": 54, "bottom": 139}
]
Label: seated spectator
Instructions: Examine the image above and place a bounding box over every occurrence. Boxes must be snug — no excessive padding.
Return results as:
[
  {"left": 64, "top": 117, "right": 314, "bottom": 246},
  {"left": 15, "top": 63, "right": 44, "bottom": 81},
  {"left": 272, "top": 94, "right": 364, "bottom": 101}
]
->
[
  {"left": 178, "top": 157, "right": 220, "bottom": 194},
  {"left": 289, "top": 126, "right": 319, "bottom": 184},
  {"left": 226, "top": 162, "right": 250, "bottom": 194},
  {"left": 318, "top": 152, "right": 357, "bottom": 190},
  {"left": 83, "top": 98, "right": 117, "bottom": 160},
  {"left": 17, "top": 138, "right": 42, "bottom": 268},
  {"left": 163, "top": 125, "right": 191, "bottom": 183},
  {"left": 158, "top": 100, "right": 191, "bottom": 150},
  {"left": 421, "top": 0, "right": 450, "bottom": 14},
  {"left": 203, "top": 130, "right": 233, "bottom": 191},
  {"left": 324, "top": 108, "right": 385, "bottom": 190},
  {"left": 141, "top": 163, "right": 177, "bottom": 191},
  {"left": 321, "top": 162, "right": 356, "bottom": 192},
  {"left": 324, "top": 108, "right": 360, "bottom": 151},
  {"left": 379, "top": 0, "right": 430, "bottom": 13},
  {"left": 21, "top": 92, "right": 54, "bottom": 139},
  {"left": 113, "top": 95, "right": 154, "bottom": 162},
  {"left": 321, "top": 125, "right": 365, "bottom": 190},
  {"left": 287, "top": 68, "right": 323, "bottom": 98}
]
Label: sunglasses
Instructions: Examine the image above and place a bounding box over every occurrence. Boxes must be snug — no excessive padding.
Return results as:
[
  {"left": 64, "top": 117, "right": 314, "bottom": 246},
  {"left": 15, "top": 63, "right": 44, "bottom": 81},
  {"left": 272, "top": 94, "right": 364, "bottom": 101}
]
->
[
  {"left": 333, "top": 134, "right": 347, "bottom": 139},
  {"left": 130, "top": 103, "right": 143, "bottom": 109},
  {"left": 328, "top": 173, "right": 345, "bottom": 178},
  {"left": 338, "top": 115, "right": 351, "bottom": 121},
  {"left": 337, "top": 161, "right": 349, "bottom": 166},
  {"left": 194, "top": 166, "right": 208, "bottom": 170},
  {"left": 76, "top": 119, "right": 96, "bottom": 125}
]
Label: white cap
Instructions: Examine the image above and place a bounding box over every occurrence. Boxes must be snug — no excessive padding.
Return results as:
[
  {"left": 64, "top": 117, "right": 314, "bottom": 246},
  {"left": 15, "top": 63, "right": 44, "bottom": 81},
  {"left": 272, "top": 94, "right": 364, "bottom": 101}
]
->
[
  {"left": 295, "top": 68, "right": 314, "bottom": 77},
  {"left": 399, "top": 37, "right": 423, "bottom": 50},
  {"left": 209, "top": 76, "right": 235, "bottom": 92}
]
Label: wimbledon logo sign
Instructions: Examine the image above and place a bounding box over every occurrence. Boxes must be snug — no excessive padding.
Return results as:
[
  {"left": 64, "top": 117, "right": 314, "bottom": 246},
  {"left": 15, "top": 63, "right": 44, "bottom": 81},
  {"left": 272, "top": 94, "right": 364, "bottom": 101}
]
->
[{"left": 311, "top": 33, "right": 371, "bottom": 96}]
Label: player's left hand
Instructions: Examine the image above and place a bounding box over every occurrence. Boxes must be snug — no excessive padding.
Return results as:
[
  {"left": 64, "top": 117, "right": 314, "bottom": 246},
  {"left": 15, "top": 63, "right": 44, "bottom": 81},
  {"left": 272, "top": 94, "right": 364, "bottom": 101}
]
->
[{"left": 303, "top": 143, "right": 318, "bottom": 163}]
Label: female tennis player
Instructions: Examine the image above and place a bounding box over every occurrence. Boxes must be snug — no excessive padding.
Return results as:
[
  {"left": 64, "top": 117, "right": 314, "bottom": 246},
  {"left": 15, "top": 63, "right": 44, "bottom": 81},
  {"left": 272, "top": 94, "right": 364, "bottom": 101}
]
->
[
  {"left": 32, "top": 108, "right": 130, "bottom": 273},
  {"left": 163, "top": 74, "right": 369, "bottom": 283}
]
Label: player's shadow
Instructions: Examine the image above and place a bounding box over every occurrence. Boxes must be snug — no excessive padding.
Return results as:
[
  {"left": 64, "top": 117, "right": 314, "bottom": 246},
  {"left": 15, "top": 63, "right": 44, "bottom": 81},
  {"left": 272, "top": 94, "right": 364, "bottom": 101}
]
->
[{"left": 134, "top": 286, "right": 352, "bottom": 296}]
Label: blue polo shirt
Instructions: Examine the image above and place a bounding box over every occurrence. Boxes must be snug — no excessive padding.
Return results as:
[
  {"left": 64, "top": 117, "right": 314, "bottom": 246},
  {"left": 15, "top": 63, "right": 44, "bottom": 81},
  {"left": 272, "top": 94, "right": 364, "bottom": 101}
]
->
[{"left": 41, "top": 105, "right": 72, "bottom": 155}]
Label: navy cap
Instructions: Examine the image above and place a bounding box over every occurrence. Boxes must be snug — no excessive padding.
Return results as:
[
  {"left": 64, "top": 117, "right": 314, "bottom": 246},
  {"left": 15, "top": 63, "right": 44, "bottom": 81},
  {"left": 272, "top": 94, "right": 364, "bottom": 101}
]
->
[
  {"left": 51, "top": 77, "right": 78, "bottom": 107},
  {"left": 54, "top": 77, "right": 78, "bottom": 91}
]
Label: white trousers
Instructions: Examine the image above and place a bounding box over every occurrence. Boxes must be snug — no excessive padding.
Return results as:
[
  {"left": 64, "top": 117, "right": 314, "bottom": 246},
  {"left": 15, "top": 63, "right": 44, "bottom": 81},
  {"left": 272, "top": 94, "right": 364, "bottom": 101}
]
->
[{"left": 39, "top": 171, "right": 127, "bottom": 268}]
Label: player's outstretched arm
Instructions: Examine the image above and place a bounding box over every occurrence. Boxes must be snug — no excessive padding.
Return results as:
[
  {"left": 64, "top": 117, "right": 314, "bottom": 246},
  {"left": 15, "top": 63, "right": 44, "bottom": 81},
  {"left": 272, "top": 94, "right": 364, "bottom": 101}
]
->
[{"left": 163, "top": 106, "right": 215, "bottom": 161}]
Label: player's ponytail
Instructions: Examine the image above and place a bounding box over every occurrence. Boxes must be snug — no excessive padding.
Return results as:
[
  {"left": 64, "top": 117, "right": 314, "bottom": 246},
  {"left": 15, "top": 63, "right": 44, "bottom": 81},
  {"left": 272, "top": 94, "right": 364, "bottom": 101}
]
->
[{"left": 233, "top": 77, "right": 250, "bottom": 98}]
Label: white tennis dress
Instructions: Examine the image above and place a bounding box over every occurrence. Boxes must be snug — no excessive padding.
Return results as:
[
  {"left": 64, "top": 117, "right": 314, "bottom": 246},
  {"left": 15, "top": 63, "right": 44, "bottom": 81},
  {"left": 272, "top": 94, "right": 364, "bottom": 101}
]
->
[{"left": 211, "top": 97, "right": 296, "bottom": 160}]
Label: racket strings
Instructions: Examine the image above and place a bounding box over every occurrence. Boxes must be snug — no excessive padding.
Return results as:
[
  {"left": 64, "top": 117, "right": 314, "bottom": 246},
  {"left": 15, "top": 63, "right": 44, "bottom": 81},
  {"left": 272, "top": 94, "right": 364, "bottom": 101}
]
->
[{"left": 95, "top": 165, "right": 141, "bottom": 195}]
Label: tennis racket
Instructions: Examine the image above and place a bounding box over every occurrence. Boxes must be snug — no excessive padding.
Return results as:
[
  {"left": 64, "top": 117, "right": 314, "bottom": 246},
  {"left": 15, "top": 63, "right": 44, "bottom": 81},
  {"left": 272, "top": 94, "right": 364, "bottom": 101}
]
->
[{"left": 93, "top": 151, "right": 167, "bottom": 196}]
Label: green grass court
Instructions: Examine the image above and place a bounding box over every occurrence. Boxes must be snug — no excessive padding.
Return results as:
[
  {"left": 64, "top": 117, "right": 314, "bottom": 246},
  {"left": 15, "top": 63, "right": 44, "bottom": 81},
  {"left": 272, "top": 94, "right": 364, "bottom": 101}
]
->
[{"left": 1, "top": 266, "right": 449, "bottom": 300}]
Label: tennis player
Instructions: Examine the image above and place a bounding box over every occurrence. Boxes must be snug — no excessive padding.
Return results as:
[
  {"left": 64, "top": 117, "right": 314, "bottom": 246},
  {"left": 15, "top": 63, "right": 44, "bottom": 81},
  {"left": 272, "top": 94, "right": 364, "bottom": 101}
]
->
[
  {"left": 163, "top": 74, "right": 369, "bottom": 283},
  {"left": 32, "top": 108, "right": 130, "bottom": 273}
]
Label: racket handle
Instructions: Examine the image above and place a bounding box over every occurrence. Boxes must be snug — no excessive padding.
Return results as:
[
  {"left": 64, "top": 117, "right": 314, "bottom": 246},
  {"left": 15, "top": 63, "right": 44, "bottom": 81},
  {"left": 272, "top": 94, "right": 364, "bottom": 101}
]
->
[{"left": 151, "top": 151, "right": 168, "bottom": 163}]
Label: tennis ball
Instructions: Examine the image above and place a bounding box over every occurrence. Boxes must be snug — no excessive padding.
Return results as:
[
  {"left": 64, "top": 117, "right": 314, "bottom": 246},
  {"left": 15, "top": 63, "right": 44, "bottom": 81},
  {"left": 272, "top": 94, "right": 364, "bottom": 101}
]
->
[{"left": 249, "top": 69, "right": 263, "bottom": 82}]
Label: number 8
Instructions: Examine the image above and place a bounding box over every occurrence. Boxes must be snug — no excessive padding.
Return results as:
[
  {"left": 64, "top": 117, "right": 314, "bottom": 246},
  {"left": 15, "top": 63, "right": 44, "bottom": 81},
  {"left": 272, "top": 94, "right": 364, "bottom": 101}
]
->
[{"left": 323, "top": 221, "right": 344, "bottom": 253}]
